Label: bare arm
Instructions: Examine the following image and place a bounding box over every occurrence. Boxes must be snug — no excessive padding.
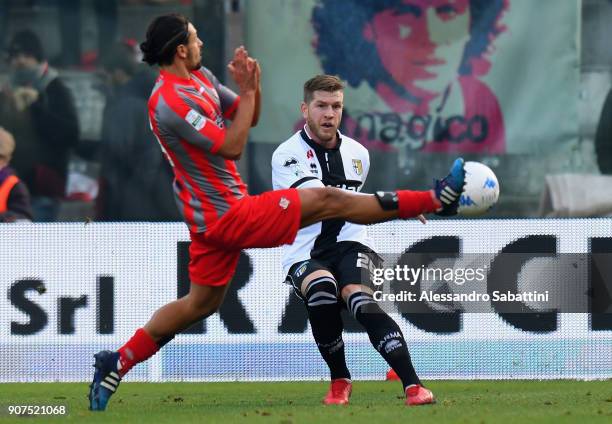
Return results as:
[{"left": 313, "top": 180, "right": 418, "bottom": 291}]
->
[
  {"left": 216, "top": 46, "right": 259, "bottom": 160},
  {"left": 251, "top": 62, "right": 261, "bottom": 127}
]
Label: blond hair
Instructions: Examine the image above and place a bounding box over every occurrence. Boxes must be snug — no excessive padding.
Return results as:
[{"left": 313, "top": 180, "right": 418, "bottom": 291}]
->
[
  {"left": 303, "top": 75, "right": 344, "bottom": 104},
  {"left": 0, "top": 127, "right": 16, "bottom": 161}
]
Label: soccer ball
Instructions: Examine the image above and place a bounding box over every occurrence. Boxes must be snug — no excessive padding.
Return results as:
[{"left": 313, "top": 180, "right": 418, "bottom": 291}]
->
[{"left": 457, "top": 161, "right": 500, "bottom": 216}]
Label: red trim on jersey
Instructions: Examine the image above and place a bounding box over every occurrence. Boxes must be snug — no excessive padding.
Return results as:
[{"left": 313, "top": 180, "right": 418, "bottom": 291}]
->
[
  {"left": 148, "top": 90, "right": 196, "bottom": 230},
  {"left": 164, "top": 141, "right": 221, "bottom": 229},
  {"left": 179, "top": 71, "right": 229, "bottom": 155},
  {"left": 149, "top": 87, "right": 216, "bottom": 231},
  {"left": 149, "top": 71, "right": 247, "bottom": 231},
  {"left": 178, "top": 86, "right": 221, "bottom": 124},
  {"left": 181, "top": 140, "right": 243, "bottom": 206},
  {"left": 167, "top": 145, "right": 217, "bottom": 231},
  {"left": 225, "top": 160, "right": 248, "bottom": 196},
  {"left": 176, "top": 177, "right": 197, "bottom": 232},
  {"left": 190, "top": 68, "right": 239, "bottom": 128},
  {"left": 223, "top": 96, "right": 240, "bottom": 119},
  {"left": 209, "top": 135, "right": 223, "bottom": 155},
  {"left": 179, "top": 75, "right": 244, "bottom": 193},
  {"left": 189, "top": 74, "right": 224, "bottom": 117},
  {"left": 163, "top": 80, "right": 241, "bottom": 207},
  {"left": 162, "top": 79, "right": 226, "bottom": 153}
]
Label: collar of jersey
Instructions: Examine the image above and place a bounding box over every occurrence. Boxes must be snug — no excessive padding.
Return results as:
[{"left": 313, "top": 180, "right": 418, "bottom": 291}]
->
[
  {"left": 160, "top": 69, "right": 193, "bottom": 84},
  {"left": 299, "top": 127, "right": 342, "bottom": 152}
]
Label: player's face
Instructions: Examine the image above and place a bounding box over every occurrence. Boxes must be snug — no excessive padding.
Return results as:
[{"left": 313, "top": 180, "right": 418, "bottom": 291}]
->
[
  {"left": 185, "top": 23, "right": 203, "bottom": 71},
  {"left": 301, "top": 90, "right": 344, "bottom": 145},
  {"left": 9, "top": 53, "right": 38, "bottom": 70},
  {"left": 365, "top": 0, "right": 470, "bottom": 97}
]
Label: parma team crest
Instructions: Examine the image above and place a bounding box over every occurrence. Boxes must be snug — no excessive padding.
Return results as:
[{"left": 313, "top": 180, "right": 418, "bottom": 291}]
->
[{"left": 352, "top": 159, "right": 363, "bottom": 176}]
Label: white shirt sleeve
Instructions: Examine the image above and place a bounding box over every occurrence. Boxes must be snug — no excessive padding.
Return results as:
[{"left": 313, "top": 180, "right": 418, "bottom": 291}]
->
[
  {"left": 271, "top": 151, "right": 324, "bottom": 190},
  {"left": 361, "top": 148, "right": 370, "bottom": 190}
]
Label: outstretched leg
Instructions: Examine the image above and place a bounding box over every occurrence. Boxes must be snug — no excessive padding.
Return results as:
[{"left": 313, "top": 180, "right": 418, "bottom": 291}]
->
[{"left": 298, "top": 158, "right": 465, "bottom": 227}]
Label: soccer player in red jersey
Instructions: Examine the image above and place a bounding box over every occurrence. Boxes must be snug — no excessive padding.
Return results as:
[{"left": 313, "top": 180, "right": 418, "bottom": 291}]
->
[{"left": 89, "top": 13, "right": 462, "bottom": 411}]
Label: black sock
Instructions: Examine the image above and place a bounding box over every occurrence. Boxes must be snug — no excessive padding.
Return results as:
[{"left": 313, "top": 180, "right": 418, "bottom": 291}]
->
[
  {"left": 304, "top": 276, "right": 351, "bottom": 380},
  {"left": 347, "top": 292, "right": 421, "bottom": 389}
]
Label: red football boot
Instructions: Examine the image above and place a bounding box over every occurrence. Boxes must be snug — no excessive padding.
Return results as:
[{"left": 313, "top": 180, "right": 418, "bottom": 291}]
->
[
  {"left": 386, "top": 368, "right": 400, "bottom": 381},
  {"left": 323, "top": 378, "right": 352, "bottom": 405},
  {"left": 405, "top": 384, "right": 436, "bottom": 406}
]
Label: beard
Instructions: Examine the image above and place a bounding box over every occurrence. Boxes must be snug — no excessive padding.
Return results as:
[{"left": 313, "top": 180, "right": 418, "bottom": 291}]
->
[
  {"left": 187, "top": 50, "right": 201, "bottom": 71},
  {"left": 307, "top": 117, "right": 336, "bottom": 143}
]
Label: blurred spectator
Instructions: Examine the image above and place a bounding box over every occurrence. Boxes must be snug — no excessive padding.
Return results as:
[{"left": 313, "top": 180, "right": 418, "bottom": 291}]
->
[
  {"left": 0, "top": 126, "right": 33, "bottom": 222},
  {"left": 58, "top": 0, "right": 119, "bottom": 68},
  {"left": 0, "top": 29, "right": 79, "bottom": 221},
  {"left": 595, "top": 88, "right": 612, "bottom": 174},
  {"left": 96, "top": 40, "right": 180, "bottom": 221}
]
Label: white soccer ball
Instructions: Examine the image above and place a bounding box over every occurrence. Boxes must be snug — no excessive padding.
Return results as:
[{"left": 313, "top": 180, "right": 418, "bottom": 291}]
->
[{"left": 457, "top": 161, "right": 500, "bottom": 216}]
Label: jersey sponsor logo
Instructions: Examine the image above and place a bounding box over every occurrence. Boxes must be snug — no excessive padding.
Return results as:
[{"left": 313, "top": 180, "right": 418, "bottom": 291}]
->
[
  {"left": 352, "top": 159, "right": 363, "bottom": 175},
  {"left": 332, "top": 183, "right": 358, "bottom": 191},
  {"left": 215, "top": 114, "right": 225, "bottom": 129},
  {"left": 310, "top": 163, "right": 318, "bottom": 175},
  {"left": 185, "top": 109, "right": 206, "bottom": 131},
  {"left": 331, "top": 180, "right": 361, "bottom": 192},
  {"left": 283, "top": 157, "right": 305, "bottom": 178},
  {"left": 306, "top": 149, "right": 314, "bottom": 159}
]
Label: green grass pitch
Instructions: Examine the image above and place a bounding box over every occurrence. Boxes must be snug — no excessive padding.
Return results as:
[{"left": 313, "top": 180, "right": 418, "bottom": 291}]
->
[{"left": 0, "top": 380, "right": 611, "bottom": 423}]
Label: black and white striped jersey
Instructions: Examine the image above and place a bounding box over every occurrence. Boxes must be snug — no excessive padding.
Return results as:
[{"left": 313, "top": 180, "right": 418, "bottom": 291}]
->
[{"left": 272, "top": 127, "right": 374, "bottom": 273}]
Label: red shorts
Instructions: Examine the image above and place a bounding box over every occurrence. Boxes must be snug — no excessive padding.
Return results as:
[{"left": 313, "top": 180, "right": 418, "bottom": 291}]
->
[{"left": 188, "top": 188, "right": 301, "bottom": 286}]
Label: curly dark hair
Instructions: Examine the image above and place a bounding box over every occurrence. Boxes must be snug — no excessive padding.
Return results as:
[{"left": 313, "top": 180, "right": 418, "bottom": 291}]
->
[
  {"left": 312, "top": 0, "right": 506, "bottom": 103},
  {"left": 140, "top": 13, "right": 190, "bottom": 66}
]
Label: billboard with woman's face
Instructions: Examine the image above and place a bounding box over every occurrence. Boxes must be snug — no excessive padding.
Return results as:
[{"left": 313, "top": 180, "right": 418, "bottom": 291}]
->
[{"left": 247, "top": 0, "right": 579, "bottom": 156}]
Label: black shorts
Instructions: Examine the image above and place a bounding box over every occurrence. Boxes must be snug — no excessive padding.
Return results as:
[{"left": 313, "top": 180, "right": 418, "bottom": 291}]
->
[{"left": 286, "top": 241, "right": 382, "bottom": 301}]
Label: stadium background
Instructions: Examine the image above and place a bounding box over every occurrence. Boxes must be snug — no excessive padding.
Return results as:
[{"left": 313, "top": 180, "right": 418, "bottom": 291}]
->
[{"left": 1, "top": 0, "right": 611, "bottom": 385}]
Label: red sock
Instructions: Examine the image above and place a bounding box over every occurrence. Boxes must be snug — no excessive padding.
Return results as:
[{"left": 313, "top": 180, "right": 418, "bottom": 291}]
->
[
  {"left": 117, "top": 328, "right": 159, "bottom": 377},
  {"left": 397, "top": 190, "right": 440, "bottom": 218}
]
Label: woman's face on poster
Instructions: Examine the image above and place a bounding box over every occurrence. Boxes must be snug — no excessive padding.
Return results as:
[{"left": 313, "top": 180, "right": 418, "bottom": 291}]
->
[{"left": 365, "top": 0, "right": 471, "bottom": 97}]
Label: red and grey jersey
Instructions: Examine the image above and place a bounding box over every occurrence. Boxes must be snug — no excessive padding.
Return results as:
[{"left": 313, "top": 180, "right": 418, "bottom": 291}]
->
[
  {"left": 148, "top": 67, "right": 246, "bottom": 233},
  {"left": 272, "top": 128, "right": 373, "bottom": 274}
]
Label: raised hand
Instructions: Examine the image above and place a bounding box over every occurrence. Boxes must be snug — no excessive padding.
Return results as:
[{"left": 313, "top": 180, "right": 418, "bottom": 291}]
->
[{"left": 227, "top": 46, "right": 258, "bottom": 95}]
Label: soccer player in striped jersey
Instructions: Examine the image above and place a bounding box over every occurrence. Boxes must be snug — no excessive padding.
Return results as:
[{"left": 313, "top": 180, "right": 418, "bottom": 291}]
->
[
  {"left": 88, "top": 13, "right": 464, "bottom": 411},
  {"left": 272, "top": 75, "right": 434, "bottom": 406}
]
